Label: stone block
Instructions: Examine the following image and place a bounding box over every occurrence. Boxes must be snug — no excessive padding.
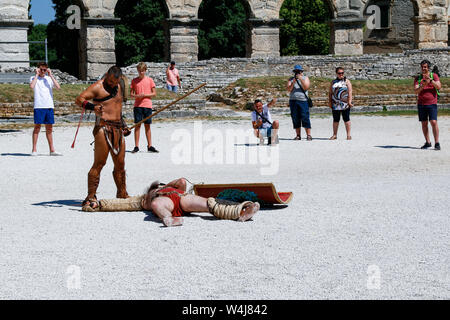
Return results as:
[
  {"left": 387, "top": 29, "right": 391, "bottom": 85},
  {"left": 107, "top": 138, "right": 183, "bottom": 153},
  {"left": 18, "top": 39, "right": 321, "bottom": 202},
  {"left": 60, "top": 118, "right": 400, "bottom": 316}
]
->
[
  {"left": 434, "top": 24, "right": 448, "bottom": 42},
  {"left": 171, "top": 42, "right": 198, "bottom": 54},
  {"left": 252, "top": 27, "right": 279, "bottom": 36},
  {"left": 86, "top": 63, "right": 115, "bottom": 80},
  {"left": 170, "top": 27, "right": 198, "bottom": 37},
  {"left": 333, "top": 29, "right": 349, "bottom": 43},
  {"left": 170, "top": 35, "right": 198, "bottom": 44},
  {"left": 0, "top": 1, "right": 28, "bottom": 20},
  {"left": 418, "top": 24, "right": 434, "bottom": 42},
  {"left": 171, "top": 53, "right": 198, "bottom": 63},
  {"left": 348, "top": 29, "right": 363, "bottom": 44},
  {"left": 86, "top": 51, "right": 116, "bottom": 63},
  {"left": 333, "top": 43, "right": 363, "bottom": 55}
]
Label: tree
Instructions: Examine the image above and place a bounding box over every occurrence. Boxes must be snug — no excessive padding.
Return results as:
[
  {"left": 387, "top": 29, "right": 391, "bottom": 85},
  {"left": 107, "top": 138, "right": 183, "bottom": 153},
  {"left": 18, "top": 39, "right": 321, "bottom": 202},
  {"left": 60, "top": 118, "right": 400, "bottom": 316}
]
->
[
  {"left": 114, "top": 0, "right": 167, "bottom": 66},
  {"left": 28, "top": 24, "right": 58, "bottom": 66},
  {"left": 198, "top": 0, "right": 248, "bottom": 60},
  {"left": 46, "top": 0, "right": 80, "bottom": 76},
  {"left": 280, "top": 0, "right": 331, "bottom": 55}
]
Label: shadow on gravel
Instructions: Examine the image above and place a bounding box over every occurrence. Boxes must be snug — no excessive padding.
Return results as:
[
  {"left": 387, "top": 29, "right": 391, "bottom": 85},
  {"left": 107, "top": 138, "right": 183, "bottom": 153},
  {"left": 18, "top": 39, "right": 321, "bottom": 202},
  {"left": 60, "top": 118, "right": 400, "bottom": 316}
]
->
[
  {"left": 234, "top": 143, "right": 259, "bottom": 147},
  {"left": 279, "top": 137, "right": 330, "bottom": 141},
  {"left": 1, "top": 153, "right": 32, "bottom": 156},
  {"left": 375, "top": 145, "right": 420, "bottom": 150},
  {"left": 259, "top": 205, "right": 289, "bottom": 211},
  {"left": 32, "top": 199, "right": 81, "bottom": 208},
  {"left": 0, "top": 129, "right": 22, "bottom": 133}
]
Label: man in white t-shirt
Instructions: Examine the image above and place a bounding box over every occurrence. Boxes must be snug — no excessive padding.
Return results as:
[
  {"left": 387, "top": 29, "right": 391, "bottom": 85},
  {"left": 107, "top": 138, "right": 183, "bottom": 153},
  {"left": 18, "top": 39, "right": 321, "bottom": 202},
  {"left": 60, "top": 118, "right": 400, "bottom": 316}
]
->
[
  {"left": 251, "top": 98, "right": 279, "bottom": 145},
  {"left": 29, "top": 62, "right": 62, "bottom": 156}
]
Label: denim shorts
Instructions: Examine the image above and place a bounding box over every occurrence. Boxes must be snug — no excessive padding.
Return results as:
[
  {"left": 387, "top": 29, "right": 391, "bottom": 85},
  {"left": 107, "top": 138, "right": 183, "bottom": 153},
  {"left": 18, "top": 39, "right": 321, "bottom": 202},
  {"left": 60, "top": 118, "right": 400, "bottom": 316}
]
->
[
  {"left": 418, "top": 104, "right": 438, "bottom": 122},
  {"left": 166, "top": 84, "right": 178, "bottom": 93},
  {"left": 289, "top": 100, "right": 311, "bottom": 129}
]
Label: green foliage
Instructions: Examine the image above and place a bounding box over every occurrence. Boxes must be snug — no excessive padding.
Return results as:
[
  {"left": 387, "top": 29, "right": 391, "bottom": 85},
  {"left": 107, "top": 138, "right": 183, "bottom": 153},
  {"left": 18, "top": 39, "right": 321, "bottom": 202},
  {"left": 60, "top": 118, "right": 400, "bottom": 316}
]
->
[
  {"left": 46, "top": 0, "right": 80, "bottom": 76},
  {"left": 198, "top": 0, "right": 247, "bottom": 60},
  {"left": 114, "top": 0, "right": 167, "bottom": 66},
  {"left": 280, "top": 0, "right": 331, "bottom": 55},
  {"left": 28, "top": 24, "right": 57, "bottom": 64}
]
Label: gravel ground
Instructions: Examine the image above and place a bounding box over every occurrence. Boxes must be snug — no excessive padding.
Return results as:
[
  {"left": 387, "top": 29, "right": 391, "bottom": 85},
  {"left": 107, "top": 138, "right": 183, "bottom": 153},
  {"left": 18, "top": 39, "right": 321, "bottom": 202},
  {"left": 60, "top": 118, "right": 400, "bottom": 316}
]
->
[{"left": 0, "top": 114, "right": 449, "bottom": 300}]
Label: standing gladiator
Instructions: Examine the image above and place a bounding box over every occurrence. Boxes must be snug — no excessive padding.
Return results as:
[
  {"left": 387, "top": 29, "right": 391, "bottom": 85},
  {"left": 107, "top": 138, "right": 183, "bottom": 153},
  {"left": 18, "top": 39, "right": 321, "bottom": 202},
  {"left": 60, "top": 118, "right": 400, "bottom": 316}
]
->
[{"left": 75, "top": 66, "right": 131, "bottom": 210}]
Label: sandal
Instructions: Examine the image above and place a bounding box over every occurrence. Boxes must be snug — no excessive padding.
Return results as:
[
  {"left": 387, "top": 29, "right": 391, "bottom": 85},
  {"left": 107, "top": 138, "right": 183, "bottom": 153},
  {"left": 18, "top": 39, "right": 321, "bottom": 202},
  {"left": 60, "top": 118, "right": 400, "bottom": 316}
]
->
[
  {"left": 347, "top": 136, "right": 352, "bottom": 140},
  {"left": 82, "top": 196, "right": 99, "bottom": 212},
  {"left": 307, "top": 135, "right": 313, "bottom": 141},
  {"left": 294, "top": 135, "right": 301, "bottom": 140},
  {"left": 329, "top": 135, "right": 337, "bottom": 140}
]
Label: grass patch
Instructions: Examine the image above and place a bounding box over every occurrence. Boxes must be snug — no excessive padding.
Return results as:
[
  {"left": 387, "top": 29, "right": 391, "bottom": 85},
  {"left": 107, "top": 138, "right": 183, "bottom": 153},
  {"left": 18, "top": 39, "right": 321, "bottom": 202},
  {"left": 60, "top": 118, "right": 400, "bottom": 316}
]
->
[
  {"left": 227, "top": 76, "right": 449, "bottom": 98},
  {"left": 0, "top": 84, "right": 179, "bottom": 103}
]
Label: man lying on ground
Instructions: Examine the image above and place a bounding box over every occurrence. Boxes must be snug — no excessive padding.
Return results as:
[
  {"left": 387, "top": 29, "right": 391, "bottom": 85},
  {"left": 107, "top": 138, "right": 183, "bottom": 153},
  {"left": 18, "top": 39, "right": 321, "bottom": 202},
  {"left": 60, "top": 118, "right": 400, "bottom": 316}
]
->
[{"left": 82, "top": 178, "right": 260, "bottom": 227}]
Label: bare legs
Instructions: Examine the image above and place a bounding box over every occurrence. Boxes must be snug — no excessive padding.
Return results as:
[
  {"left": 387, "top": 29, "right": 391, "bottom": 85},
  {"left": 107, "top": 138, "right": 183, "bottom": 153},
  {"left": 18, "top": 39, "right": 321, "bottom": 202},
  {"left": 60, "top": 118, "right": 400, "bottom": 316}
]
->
[
  {"left": 422, "top": 120, "right": 439, "bottom": 144},
  {"left": 134, "top": 123, "right": 152, "bottom": 148},
  {"left": 32, "top": 124, "right": 56, "bottom": 153},
  {"left": 330, "top": 121, "right": 351, "bottom": 140}
]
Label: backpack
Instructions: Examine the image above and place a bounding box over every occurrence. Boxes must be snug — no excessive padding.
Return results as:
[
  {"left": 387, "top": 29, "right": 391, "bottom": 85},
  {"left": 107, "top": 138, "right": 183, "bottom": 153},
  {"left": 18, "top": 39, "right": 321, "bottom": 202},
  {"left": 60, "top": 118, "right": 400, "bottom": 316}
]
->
[{"left": 418, "top": 72, "right": 440, "bottom": 97}]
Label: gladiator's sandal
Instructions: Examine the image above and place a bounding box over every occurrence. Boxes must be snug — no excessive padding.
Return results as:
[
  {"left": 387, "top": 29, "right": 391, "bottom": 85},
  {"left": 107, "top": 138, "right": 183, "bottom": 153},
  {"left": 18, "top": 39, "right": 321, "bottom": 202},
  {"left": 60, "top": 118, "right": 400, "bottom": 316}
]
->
[
  {"left": 113, "top": 170, "right": 129, "bottom": 198},
  {"left": 207, "top": 198, "right": 259, "bottom": 221}
]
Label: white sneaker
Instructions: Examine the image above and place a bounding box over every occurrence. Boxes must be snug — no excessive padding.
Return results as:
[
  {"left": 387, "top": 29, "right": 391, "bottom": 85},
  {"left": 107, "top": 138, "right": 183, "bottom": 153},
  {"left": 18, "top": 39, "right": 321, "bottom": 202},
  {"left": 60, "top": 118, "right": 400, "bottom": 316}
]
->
[
  {"left": 31, "top": 151, "right": 38, "bottom": 156},
  {"left": 50, "top": 151, "right": 63, "bottom": 156}
]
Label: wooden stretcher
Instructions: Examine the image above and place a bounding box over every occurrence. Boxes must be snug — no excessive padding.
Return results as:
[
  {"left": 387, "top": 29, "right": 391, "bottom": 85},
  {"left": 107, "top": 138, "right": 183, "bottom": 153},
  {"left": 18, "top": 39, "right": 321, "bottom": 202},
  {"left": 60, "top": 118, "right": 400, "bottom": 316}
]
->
[{"left": 193, "top": 183, "right": 293, "bottom": 205}]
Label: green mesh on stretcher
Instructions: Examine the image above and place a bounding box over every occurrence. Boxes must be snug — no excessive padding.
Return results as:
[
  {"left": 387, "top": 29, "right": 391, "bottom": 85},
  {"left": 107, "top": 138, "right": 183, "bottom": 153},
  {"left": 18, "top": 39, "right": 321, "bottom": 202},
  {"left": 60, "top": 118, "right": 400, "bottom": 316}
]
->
[{"left": 216, "top": 189, "right": 264, "bottom": 204}]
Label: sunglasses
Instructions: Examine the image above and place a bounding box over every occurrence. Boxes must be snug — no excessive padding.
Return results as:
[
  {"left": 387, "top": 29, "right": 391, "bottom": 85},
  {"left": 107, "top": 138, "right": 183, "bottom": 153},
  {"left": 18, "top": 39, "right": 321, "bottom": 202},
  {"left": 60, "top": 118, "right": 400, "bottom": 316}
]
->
[
  {"left": 40, "top": 69, "right": 47, "bottom": 72},
  {"left": 337, "top": 72, "right": 344, "bottom": 75}
]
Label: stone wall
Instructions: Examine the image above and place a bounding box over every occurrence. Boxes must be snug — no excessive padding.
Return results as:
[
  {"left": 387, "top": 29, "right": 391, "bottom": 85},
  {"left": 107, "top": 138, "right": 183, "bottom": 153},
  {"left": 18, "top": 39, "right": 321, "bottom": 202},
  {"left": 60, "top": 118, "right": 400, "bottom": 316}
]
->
[{"left": 121, "top": 49, "right": 449, "bottom": 96}]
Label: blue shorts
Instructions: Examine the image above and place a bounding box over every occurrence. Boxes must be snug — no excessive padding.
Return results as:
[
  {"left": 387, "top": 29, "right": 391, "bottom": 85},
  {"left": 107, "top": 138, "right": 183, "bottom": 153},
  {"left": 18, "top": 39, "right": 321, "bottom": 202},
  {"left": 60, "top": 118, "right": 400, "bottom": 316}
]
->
[
  {"left": 34, "top": 108, "right": 54, "bottom": 125},
  {"left": 258, "top": 126, "right": 273, "bottom": 137},
  {"left": 166, "top": 85, "right": 178, "bottom": 93},
  {"left": 418, "top": 104, "right": 438, "bottom": 122},
  {"left": 134, "top": 107, "right": 153, "bottom": 124}
]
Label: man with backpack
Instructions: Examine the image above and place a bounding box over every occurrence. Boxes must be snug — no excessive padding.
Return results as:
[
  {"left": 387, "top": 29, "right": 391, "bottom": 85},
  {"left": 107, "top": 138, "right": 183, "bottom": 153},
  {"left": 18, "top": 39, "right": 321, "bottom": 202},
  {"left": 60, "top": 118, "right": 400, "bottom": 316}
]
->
[
  {"left": 251, "top": 98, "right": 279, "bottom": 145},
  {"left": 414, "top": 60, "right": 442, "bottom": 150}
]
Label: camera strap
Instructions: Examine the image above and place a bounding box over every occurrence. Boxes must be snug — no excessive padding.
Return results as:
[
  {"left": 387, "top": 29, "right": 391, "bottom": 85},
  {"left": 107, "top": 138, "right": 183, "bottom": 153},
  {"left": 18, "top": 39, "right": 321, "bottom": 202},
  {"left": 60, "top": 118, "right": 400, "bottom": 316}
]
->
[
  {"left": 254, "top": 109, "right": 272, "bottom": 126},
  {"left": 295, "top": 78, "right": 309, "bottom": 97}
]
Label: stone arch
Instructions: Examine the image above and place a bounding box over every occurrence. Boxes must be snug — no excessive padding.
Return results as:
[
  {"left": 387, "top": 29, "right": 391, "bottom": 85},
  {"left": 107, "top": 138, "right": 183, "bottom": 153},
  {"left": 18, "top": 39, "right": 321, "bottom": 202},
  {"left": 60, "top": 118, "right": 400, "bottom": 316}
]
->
[
  {"left": 279, "top": 0, "right": 336, "bottom": 56},
  {"left": 409, "top": 0, "right": 448, "bottom": 49},
  {"left": 196, "top": 0, "right": 253, "bottom": 59},
  {"left": 114, "top": 0, "right": 170, "bottom": 65},
  {"left": 362, "top": 0, "right": 416, "bottom": 53}
]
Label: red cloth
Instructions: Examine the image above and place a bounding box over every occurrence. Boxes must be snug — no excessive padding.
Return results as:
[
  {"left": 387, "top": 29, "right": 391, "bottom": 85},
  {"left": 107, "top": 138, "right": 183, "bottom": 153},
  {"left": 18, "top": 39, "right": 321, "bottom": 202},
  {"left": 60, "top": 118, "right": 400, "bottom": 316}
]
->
[
  {"left": 157, "top": 187, "right": 186, "bottom": 217},
  {"left": 415, "top": 73, "right": 440, "bottom": 105}
]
